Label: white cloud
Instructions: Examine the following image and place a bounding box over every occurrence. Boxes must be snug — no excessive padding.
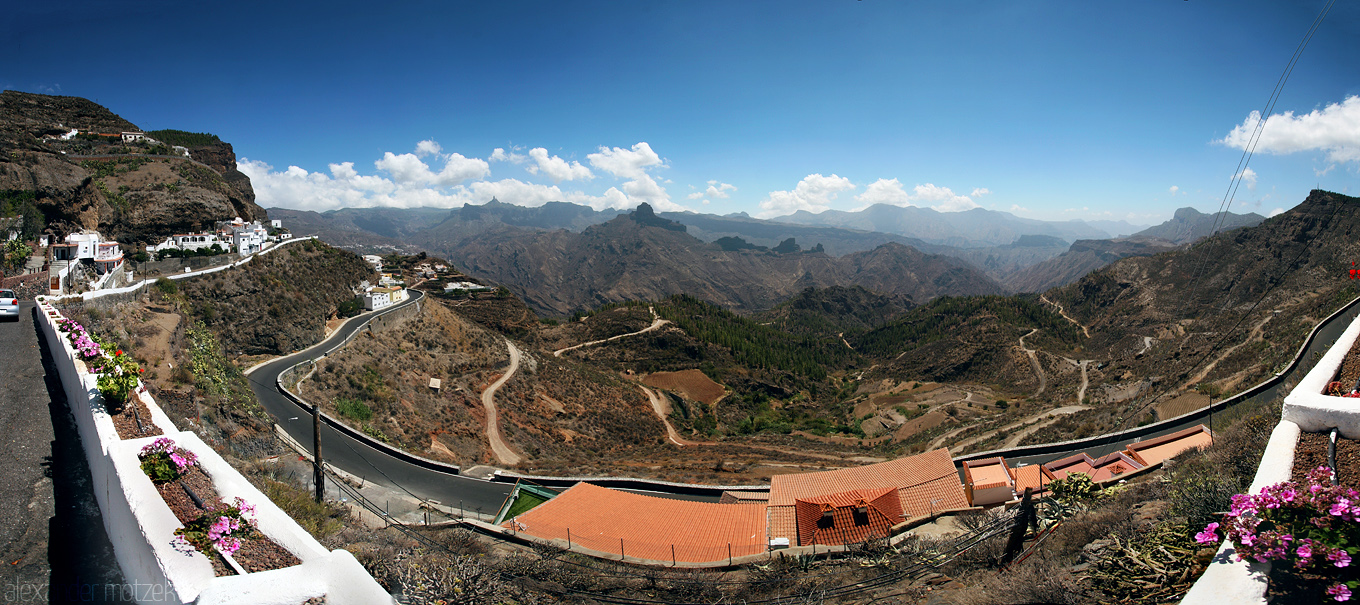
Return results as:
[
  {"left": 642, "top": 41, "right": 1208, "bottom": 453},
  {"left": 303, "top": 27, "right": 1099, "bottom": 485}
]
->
[
  {"left": 241, "top": 140, "right": 685, "bottom": 213},
  {"left": 373, "top": 151, "right": 489, "bottom": 186},
  {"left": 703, "top": 180, "right": 736, "bottom": 199},
  {"left": 374, "top": 152, "right": 434, "bottom": 184},
  {"left": 415, "top": 140, "right": 442, "bottom": 156},
  {"left": 687, "top": 180, "right": 736, "bottom": 204},
  {"left": 851, "top": 179, "right": 984, "bottom": 211},
  {"left": 1268, "top": 207, "right": 1286, "bottom": 217},
  {"left": 622, "top": 174, "right": 683, "bottom": 211},
  {"left": 587, "top": 142, "right": 664, "bottom": 179},
  {"left": 757, "top": 174, "right": 855, "bottom": 217},
  {"left": 1220, "top": 95, "right": 1360, "bottom": 165},
  {"left": 489, "top": 147, "right": 527, "bottom": 163},
  {"left": 1169, "top": 185, "right": 1179, "bottom": 194},
  {"left": 911, "top": 183, "right": 980, "bottom": 212},
  {"left": 583, "top": 141, "right": 678, "bottom": 210},
  {"left": 855, "top": 178, "right": 912, "bottom": 207},
  {"left": 1009, "top": 204, "right": 1029, "bottom": 213},
  {"left": 526, "top": 148, "right": 593, "bottom": 182},
  {"left": 1236, "top": 167, "right": 1258, "bottom": 191},
  {"left": 434, "top": 153, "right": 492, "bottom": 185}
]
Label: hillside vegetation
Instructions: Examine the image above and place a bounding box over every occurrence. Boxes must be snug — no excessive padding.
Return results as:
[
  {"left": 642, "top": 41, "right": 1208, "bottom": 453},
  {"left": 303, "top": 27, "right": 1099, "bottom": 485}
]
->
[{"left": 175, "top": 239, "right": 375, "bottom": 356}]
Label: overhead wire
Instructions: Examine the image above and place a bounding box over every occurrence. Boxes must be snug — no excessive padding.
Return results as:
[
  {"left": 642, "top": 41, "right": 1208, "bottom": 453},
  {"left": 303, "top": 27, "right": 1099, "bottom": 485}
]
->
[
  {"left": 1028, "top": 0, "right": 1341, "bottom": 470},
  {"left": 1175, "top": 0, "right": 1337, "bottom": 320}
]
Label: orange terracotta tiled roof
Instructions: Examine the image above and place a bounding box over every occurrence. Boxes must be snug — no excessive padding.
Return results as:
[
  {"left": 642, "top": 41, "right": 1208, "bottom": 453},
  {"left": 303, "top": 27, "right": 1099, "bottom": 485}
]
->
[
  {"left": 963, "top": 457, "right": 1014, "bottom": 490},
  {"left": 1126, "top": 424, "right": 1214, "bottom": 466},
  {"left": 506, "top": 482, "right": 767, "bottom": 564},
  {"left": 1044, "top": 453, "right": 1096, "bottom": 480},
  {"left": 794, "top": 487, "right": 901, "bottom": 546},
  {"left": 767, "top": 448, "right": 968, "bottom": 543},
  {"left": 719, "top": 491, "right": 770, "bottom": 504},
  {"left": 769, "top": 505, "right": 797, "bottom": 542},
  {"left": 769, "top": 448, "right": 964, "bottom": 507},
  {"left": 1088, "top": 451, "right": 1144, "bottom": 482},
  {"left": 1009, "top": 464, "right": 1057, "bottom": 494}
]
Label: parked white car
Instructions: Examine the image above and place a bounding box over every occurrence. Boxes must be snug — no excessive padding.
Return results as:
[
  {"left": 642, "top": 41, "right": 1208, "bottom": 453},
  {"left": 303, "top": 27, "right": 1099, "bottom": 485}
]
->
[{"left": 0, "top": 289, "right": 18, "bottom": 321}]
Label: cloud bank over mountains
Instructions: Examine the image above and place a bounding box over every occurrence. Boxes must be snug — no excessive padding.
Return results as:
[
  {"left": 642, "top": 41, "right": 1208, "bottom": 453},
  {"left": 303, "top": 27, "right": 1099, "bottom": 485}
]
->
[
  {"left": 242, "top": 140, "right": 990, "bottom": 219},
  {"left": 241, "top": 140, "right": 683, "bottom": 213}
]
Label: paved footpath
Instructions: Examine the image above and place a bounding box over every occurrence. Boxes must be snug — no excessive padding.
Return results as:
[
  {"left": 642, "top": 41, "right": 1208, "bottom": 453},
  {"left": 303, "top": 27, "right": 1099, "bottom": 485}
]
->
[{"left": 0, "top": 303, "right": 124, "bottom": 603}]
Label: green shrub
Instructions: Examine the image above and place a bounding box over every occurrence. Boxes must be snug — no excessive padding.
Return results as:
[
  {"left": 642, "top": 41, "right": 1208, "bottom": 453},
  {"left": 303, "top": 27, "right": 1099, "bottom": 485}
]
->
[
  {"left": 144, "top": 129, "right": 221, "bottom": 148},
  {"left": 155, "top": 277, "right": 177, "bottom": 295},
  {"left": 337, "top": 298, "right": 362, "bottom": 318},
  {"left": 336, "top": 397, "right": 373, "bottom": 421}
]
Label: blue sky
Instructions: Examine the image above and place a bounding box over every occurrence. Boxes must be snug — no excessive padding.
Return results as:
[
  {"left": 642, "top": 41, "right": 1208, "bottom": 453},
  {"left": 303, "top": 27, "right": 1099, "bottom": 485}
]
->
[{"left": 5, "top": 1, "right": 1358, "bottom": 225}]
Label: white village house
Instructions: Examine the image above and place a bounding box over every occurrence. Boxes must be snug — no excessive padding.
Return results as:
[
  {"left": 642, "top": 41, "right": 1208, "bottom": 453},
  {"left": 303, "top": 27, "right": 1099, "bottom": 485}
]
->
[
  {"left": 48, "top": 230, "right": 126, "bottom": 294},
  {"left": 361, "top": 286, "right": 407, "bottom": 311},
  {"left": 150, "top": 217, "right": 286, "bottom": 257}
]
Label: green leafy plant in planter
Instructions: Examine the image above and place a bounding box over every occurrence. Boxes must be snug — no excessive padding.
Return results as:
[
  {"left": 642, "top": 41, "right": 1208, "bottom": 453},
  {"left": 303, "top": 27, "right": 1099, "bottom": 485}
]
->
[
  {"left": 93, "top": 346, "right": 142, "bottom": 411},
  {"left": 138, "top": 437, "right": 198, "bottom": 483}
]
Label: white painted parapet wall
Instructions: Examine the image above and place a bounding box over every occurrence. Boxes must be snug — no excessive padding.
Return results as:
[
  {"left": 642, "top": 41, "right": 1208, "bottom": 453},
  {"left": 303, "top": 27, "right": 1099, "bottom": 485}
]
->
[
  {"left": 1182, "top": 310, "right": 1360, "bottom": 604},
  {"left": 46, "top": 236, "right": 317, "bottom": 305},
  {"left": 35, "top": 301, "right": 392, "bottom": 604}
]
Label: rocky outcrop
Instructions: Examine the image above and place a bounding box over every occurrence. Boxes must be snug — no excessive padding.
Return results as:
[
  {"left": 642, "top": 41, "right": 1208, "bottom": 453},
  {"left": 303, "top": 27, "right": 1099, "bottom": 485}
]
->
[{"left": 0, "top": 91, "right": 266, "bottom": 244}]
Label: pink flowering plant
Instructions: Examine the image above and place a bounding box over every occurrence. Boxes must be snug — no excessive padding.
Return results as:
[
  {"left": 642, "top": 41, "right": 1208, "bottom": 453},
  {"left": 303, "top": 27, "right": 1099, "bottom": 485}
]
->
[
  {"left": 175, "top": 497, "right": 257, "bottom": 557},
  {"left": 1195, "top": 466, "right": 1360, "bottom": 601},
  {"left": 138, "top": 437, "right": 198, "bottom": 483},
  {"left": 59, "top": 319, "right": 105, "bottom": 362}
]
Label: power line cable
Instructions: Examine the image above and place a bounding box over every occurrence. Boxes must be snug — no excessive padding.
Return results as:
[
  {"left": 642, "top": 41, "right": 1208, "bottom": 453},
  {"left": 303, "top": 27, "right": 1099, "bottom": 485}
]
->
[
  {"left": 1175, "top": 0, "right": 1337, "bottom": 320},
  {"left": 1019, "top": 0, "right": 1340, "bottom": 483}
]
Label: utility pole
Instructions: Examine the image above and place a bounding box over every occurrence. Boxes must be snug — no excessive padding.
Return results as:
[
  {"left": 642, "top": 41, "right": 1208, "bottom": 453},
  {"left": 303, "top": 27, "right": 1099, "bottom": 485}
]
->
[
  {"left": 313, "top": 402, "right": 324, "bottom": 503},
  {"left": 1001, "top": 487, "right": 1035, "bottom": 567}
]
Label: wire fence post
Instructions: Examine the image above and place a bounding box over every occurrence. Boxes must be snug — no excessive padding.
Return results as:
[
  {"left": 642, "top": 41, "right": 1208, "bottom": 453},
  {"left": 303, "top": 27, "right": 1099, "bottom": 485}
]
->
[
  {"left": 567, "top": 527, "right": 572, "bottom": 550},
  {"left": 672, "top": 544, "right": 676, "bottom": 567},
  {"left": 620, "top": 538, "right": 625, "bottom": 561},
  {"left": 728, "top": 543, "right": 733, "bottom": 566}
]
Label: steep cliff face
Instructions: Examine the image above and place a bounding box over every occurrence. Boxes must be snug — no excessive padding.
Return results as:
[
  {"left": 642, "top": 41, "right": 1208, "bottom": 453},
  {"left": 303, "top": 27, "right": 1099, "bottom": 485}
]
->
[{"left": 0, "top": 91, "right": 266, "bottom": 244}]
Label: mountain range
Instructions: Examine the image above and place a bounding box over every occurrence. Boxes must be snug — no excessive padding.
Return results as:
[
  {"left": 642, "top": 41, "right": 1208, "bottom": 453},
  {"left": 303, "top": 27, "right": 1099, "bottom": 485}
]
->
[{"left": 272, "top": 196, "right": 1264, "bottom": 312}]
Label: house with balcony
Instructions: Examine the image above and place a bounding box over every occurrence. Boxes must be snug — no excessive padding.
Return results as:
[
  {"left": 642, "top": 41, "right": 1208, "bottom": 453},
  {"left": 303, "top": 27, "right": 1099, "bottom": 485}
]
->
[
  {"left": 153, "top": 233, "right": 228, "bottom": 254},
  {"left": 48, "top": 230, "right": 125, "bottom": 294}
]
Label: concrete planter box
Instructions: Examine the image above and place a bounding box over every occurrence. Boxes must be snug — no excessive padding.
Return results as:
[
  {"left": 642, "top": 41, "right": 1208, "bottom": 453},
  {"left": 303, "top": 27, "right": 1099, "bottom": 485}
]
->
[
  {"left": 37, "top": 301, "right": 391, "bottom": 604},
  {"left": 1183, "top": 309, "right": 1360, "bottom": 604}
]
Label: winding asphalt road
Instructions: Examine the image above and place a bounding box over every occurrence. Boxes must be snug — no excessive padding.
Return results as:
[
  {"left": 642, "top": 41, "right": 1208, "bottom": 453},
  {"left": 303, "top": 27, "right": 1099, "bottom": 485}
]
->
[
  {"left": 244, "top": 291, "right": 514, "bottom": 515},
  {"left": 244, "top": 285, "right": 1360, "bottom": 511}
]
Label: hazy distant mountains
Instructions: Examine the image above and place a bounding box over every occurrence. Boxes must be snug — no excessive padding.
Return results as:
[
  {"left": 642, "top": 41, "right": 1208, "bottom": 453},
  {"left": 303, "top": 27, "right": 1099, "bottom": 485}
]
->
[
  {"left": 271, "top": 198, "right": 1267, "bottom": 311},
  {"left": 773, "top": 204, "right": 1148, "bottom": 248}
]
